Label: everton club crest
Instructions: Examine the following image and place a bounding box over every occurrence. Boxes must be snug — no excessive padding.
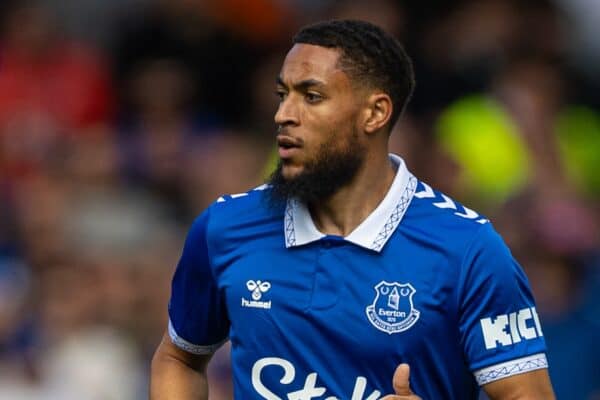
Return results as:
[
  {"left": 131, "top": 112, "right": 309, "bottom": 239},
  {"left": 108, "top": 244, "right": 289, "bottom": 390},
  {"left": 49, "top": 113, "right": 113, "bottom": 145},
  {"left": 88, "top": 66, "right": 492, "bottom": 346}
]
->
[{"left": 365, "top": 281, "right": 420, "bottom": 334}]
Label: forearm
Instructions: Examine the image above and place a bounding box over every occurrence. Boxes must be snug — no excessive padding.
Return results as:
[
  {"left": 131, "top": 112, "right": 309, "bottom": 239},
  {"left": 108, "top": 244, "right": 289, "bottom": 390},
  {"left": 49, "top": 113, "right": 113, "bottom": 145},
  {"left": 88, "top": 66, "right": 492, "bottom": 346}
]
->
[
  {"left": 150, "top": 334, "right": 211, "bottom": 400},
  {"left": 483, "top": 368, "right": 555, "bottom": 400},
  {"left": 150, "top": 351, "right": 209, "bottom": 400}
]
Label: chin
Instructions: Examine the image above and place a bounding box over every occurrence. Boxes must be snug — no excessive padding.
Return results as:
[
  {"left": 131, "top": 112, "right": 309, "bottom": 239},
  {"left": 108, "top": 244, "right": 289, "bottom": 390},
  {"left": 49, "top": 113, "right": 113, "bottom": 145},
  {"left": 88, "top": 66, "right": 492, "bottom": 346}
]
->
[{"left": 281, "top": 163, "right": 304, "bottom": 180}]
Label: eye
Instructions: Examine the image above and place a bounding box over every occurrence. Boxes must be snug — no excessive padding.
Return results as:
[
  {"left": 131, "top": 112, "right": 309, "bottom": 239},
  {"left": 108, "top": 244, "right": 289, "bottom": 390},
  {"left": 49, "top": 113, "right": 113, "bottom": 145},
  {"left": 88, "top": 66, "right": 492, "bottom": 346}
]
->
[
  {"left": 275, "top": 89, "right": 287, "bottom": 101},
  {"left": 305, "top": 92, "right": 323, "bottom": 104}
]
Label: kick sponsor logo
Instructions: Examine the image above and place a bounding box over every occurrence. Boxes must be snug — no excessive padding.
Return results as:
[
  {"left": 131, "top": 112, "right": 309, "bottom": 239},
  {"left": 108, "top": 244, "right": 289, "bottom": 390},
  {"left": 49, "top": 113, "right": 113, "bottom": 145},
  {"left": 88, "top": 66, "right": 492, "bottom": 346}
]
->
[{"left": 480, "top": 307, "right": 543, "bottom": 349}]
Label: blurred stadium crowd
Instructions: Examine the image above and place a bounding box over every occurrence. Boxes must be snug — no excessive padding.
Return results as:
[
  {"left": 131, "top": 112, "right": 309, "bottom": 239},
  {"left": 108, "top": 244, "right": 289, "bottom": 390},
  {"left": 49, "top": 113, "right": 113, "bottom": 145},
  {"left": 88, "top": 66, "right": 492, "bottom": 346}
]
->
[{"left": 0, "top": 0, "right": 598, "bottom": 399}]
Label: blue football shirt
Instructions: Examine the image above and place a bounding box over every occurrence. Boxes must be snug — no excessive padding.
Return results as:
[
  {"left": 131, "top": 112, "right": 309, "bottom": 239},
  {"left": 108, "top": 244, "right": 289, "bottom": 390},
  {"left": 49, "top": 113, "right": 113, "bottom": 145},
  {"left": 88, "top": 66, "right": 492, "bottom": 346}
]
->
[{"left": 168, "top": 154, "right": 548, "bottom": 399}]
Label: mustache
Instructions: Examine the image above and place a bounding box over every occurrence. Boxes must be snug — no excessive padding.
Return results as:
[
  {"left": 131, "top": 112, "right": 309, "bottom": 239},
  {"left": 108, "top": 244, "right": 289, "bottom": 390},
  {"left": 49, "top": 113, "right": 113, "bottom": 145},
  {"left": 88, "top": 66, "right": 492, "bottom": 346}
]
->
[{"left": 276, "top": 127, "right": 304, "bottom": 147}]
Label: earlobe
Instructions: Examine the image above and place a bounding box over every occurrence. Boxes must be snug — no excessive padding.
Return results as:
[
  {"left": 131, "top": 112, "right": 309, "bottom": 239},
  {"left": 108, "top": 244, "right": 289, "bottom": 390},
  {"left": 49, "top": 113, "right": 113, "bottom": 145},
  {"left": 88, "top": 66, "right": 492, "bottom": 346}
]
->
[{"left": 364, "top": 94, "right": 392, "bottom": 134}]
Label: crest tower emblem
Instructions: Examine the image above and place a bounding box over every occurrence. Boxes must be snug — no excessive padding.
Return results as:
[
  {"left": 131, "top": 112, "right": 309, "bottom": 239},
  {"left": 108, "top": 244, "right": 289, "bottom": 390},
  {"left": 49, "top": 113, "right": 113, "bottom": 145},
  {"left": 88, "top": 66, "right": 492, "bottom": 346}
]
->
[{"left": 365, "top": 281, "right": 420, "bottom": 334}]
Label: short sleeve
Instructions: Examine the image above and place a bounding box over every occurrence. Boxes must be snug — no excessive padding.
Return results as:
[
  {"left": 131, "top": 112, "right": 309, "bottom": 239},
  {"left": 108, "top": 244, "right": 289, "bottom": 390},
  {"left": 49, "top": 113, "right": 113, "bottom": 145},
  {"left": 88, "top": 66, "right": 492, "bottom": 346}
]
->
[
  {"left": 168, "top": 208, "right": 229, "bottom": 354},
  {"left": 458, "top": 223, "right": 547, "bottom": 386}
]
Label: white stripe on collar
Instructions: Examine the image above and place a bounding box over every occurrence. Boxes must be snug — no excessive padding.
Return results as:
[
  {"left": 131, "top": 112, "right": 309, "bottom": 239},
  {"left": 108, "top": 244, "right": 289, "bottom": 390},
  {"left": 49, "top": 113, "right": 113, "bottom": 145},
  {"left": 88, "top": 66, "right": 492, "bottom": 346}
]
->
[{"left": 284, "top": 154, "right": 417, "bottom": 252}]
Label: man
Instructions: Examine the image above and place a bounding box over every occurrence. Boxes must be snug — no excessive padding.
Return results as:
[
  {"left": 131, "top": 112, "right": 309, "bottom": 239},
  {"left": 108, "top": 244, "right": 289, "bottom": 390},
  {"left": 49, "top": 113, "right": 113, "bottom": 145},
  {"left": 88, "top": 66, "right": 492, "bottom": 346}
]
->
[{"left": 150, "top": 20, "right": 555, "bottom": 399}]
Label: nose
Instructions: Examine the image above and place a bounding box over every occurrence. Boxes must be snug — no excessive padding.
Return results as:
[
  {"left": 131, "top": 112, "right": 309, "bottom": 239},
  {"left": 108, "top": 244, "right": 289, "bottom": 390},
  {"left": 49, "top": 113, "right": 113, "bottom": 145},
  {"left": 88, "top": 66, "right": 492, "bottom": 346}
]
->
[{"left": 274, "top": 95, "right": 299, "bottom": 128}]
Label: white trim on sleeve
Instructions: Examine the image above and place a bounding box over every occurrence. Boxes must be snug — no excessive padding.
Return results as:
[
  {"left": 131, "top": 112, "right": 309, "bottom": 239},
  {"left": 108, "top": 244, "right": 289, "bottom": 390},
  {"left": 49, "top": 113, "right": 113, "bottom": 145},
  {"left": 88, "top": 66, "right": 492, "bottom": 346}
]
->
[
  {"left": 168, "top": 319, "right": 228, "bottom": 355},
  {"left": 474, "top": 353, "right": 548, "bottom": 386}
]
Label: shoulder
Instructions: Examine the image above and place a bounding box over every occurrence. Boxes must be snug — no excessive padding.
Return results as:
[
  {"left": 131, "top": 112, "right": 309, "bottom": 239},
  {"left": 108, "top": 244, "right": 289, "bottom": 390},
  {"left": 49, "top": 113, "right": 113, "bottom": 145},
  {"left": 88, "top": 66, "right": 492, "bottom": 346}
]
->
[
  {"left": 406, "top": 182, "right": 521, "bottom": 283},
  {"left": 204, "top": 184, "right": 280, "bottom": 221},
  {"left": 406, "top": 180, "right": 490, "bottom": 239},
  {"left": 399, "top": 179, "right": 515, "bottom": 274},
  {"left": 194, "top": 184, "right": 285, "bottom": 244}
]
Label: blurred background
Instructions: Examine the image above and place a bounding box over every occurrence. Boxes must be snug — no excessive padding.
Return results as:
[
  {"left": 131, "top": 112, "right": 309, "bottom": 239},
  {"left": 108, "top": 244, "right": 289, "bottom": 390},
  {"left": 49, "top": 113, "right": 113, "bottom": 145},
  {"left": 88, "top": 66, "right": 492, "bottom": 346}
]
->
[{"left": 0, "top": 0, "right": 598, "bottom": 399}]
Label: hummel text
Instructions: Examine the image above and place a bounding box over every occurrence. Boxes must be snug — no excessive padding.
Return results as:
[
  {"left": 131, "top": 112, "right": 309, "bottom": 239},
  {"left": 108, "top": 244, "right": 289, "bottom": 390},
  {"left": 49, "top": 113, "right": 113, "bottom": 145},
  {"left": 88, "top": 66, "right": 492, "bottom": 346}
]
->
[{"left": 242, "top": 298, "right": 272, "bottom": 309}]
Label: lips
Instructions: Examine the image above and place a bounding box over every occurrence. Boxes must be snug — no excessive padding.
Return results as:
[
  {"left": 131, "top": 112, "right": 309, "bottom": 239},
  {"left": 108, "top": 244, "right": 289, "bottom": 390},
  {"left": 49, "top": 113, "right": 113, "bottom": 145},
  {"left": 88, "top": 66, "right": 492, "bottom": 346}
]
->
[
  {"left": 277, "top": 134, "right": 302, "bottom": 159},
  {"left": 277, "top": 135, "right": 302, "bottom": 149}
]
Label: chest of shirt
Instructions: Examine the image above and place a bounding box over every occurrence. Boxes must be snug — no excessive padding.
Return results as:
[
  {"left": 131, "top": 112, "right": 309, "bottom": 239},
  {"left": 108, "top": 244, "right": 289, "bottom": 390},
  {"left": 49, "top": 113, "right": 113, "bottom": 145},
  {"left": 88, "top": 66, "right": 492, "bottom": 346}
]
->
[{"left": 214, "top": 237, "right": 462, "bottom": 360}]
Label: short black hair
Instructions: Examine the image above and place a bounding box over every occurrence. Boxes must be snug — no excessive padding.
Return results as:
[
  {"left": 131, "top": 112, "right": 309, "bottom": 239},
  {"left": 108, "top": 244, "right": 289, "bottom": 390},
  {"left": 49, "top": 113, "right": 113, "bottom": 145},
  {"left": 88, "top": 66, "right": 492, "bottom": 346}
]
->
[{"left": 293, "top": 19, "right": 415, "bottom": 128}]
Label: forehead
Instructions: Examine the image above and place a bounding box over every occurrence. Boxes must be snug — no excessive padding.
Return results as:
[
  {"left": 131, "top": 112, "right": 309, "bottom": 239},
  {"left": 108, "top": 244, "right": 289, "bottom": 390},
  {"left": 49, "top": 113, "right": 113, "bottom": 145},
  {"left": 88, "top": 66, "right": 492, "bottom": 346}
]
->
[{"left": 279, "top": 43, "right": 348, "bottom": 85}]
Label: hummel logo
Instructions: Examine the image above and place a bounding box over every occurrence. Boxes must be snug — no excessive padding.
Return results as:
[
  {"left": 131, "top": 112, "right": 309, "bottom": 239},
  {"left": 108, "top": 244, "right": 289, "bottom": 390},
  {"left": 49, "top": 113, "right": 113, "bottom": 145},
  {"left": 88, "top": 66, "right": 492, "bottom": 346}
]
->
[
  {"left": 247, "top": 280, "right": 271, "bottom": 300},
  {"left": 242, "top": 280, "right": 272, "bottom": 309}
]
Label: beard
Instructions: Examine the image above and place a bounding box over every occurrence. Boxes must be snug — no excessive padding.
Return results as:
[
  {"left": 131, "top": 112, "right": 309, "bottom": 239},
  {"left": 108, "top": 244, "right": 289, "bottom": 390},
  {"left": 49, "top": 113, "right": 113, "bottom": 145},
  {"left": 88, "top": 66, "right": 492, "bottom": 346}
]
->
[{"left": 267, "top": 128, "right": 366, "bottom": 205}]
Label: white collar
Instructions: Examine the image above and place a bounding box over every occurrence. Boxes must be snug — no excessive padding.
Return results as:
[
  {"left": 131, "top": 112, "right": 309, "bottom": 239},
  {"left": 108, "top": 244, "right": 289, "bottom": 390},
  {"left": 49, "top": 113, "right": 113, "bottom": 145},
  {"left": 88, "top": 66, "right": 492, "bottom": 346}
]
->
[{"left": 284, "top": 154, "right": 417, "bottom": 252}]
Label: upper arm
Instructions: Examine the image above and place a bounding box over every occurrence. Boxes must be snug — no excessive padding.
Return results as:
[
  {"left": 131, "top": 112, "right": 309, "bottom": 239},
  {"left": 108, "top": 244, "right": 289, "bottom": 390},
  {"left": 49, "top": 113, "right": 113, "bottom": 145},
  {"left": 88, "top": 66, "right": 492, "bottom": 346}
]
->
[
  {"left": 457, "top": 224, "right": 549, "bottom": 387},
  {"left": 168, "top": 208, "right": 230, "bottom": 354},
  {"left": 483, "top": 368, "right": 555, "bottom": 400}
]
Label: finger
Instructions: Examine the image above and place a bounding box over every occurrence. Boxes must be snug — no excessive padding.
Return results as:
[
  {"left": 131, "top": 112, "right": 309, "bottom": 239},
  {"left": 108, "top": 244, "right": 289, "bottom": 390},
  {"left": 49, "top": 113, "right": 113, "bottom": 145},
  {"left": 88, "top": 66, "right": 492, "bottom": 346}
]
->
[
  {"left": 380, "top": 394, "right": 419, "bottom": 400},
  {"left": 393, "top": 363, "right": 413, "bottom": 396}
]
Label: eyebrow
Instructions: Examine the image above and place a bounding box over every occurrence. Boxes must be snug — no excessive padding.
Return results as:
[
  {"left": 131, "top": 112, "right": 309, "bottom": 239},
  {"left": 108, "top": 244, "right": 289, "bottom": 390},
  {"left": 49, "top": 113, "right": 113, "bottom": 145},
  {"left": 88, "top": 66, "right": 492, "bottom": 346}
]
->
[{"left": 276, "top": 77, "right": 326, "bottom": 91}]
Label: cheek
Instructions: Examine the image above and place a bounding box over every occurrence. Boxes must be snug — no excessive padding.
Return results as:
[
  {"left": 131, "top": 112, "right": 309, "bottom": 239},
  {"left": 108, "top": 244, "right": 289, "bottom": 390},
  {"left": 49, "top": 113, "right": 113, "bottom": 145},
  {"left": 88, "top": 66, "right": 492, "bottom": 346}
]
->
[{"left": 304, "top": 109, "right": 356, "bottom": 147}]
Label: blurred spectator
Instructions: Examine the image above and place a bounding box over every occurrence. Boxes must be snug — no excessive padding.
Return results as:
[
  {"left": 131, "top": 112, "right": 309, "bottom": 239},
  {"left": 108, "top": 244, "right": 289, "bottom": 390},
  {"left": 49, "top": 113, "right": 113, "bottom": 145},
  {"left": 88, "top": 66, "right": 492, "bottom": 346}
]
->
[
  {"left": 492, "top": 58, "right": 568, "bottom": 193},
  {"left": 0, "top": 257, "right": 37, "bottom": 398},
  {"left": 555, "top": 106, "right": 600, "bottom": 197},
  {"left": 118, "top": 58, "right": 206, "bottom": 220},
  {"left": 0, "top": 1, "right": 114, "bottom": 183},
  {"left": 554, "top": 0, "right": 600, "bottom": 89},
  {"left": 36, "top": 261, "right": 143, "bottom": 400},
  {"left": 112, "top": 0, "right": 262, "bottom": 126},
  {"left": 35, "top": 0, "right": 155, "bottom": 49},
  {"left": 11, "top": 172, "right": 71, "bottom": 267},
  {"left": 209, "top": 0, "right": 298, "bottom": 46},
  {"left": 435, "top": 94, "right": 530, "bottom": 206},
  {"left": 433, "top": 54, "right": 600, "bottom": 210},
  {"left": 410, "top": 0, "right": 565, "bottom": 115},
  {"left": 182, "top": 132, "right": 269, "bottom": 214}
]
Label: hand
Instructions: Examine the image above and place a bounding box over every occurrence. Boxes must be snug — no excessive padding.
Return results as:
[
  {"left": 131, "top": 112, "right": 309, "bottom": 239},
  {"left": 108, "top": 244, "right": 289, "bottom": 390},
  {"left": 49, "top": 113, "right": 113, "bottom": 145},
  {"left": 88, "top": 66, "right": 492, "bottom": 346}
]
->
[{"left": 380, "top": 364, "right": 422, "bottom": 400}]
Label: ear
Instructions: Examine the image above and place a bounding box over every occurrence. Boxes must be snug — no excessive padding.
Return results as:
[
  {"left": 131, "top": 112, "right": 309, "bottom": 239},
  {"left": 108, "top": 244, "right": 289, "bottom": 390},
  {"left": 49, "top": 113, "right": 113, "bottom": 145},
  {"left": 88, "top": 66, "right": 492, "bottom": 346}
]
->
[{"left": 363, "top": 93, "right": 393, "bottom": 134}]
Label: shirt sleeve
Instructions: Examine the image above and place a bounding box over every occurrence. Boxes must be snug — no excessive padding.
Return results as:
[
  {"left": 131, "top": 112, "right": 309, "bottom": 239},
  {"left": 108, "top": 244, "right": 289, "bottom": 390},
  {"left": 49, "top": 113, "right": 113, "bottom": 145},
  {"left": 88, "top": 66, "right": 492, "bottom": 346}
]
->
[
  {"left": 168, "top": 207, "right": 229, "bottom": 354},
  {"left": 458, "top": 223, "right": 548, "bottom": 386}
]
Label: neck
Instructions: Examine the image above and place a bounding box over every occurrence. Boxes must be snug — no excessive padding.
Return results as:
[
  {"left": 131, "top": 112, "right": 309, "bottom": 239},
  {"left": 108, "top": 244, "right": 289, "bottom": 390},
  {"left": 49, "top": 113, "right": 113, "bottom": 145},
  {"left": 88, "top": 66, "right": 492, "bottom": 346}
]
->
[{"left": 308, "top": 150, "right": 396, "bottom": 237}]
